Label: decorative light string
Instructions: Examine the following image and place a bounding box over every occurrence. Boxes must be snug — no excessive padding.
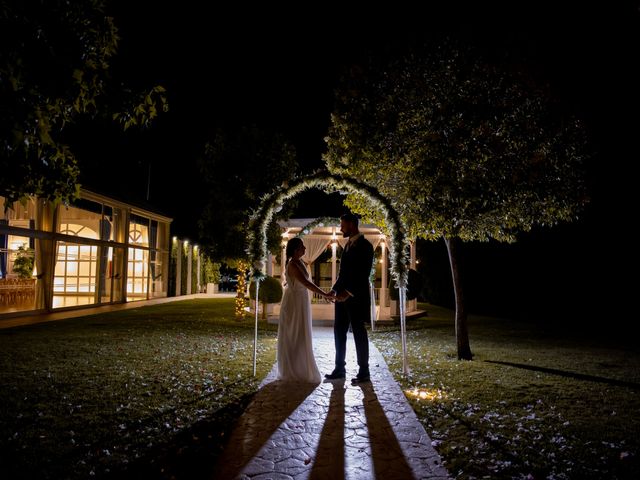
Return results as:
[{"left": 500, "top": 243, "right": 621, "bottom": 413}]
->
[{"left": 235, "top": 260, "right": 247, "bottom": 319}]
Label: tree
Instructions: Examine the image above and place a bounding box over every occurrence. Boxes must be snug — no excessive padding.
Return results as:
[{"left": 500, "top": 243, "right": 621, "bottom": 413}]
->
[
  {"left": 249, "top": 276, "right": 283, "bottom": 320},
  {"left": 202, "top": 257, "right": 222, "bottom": 285},
  {"left": 12, "top": 244, "right": 35, "bottom": 279},
  {"left": 197, "top": 127, "right": 298, "bottom": 264},
  {"left": 0, "top": 0, "right": 167, "bottom": 208},
  {"left": 324, "top": 44, "right": 588, "bottom": 359}
]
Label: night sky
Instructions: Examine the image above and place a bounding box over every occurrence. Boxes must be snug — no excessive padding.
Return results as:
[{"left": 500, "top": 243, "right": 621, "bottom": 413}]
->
[
  {"left": 80, "top": 2, "right": 637, "bottom": 223},
  {"left": 76, "top": 1, "right": 638, "bottom": 322}
]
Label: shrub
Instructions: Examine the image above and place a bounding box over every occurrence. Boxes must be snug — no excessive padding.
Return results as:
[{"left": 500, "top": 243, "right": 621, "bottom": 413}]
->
[
  {"left": 12, "top": 245, "right": 35, "bottom": 279},
  {"left": 203, "top": 257, "right": 222, "bottom": 284},
  {"left": 249, "top": 276, "right": 283, "bottom": 319}
]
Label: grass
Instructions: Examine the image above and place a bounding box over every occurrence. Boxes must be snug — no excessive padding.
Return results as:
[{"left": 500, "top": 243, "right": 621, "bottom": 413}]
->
[
  {"left": 2, "top": 298, "right": 638, "bottom": 479},
  {"left": 0, "top": 298, "right": 277, "bottom": 480},
  {"left": 372, "top": 303, "right": 640, "bottom": 479}
]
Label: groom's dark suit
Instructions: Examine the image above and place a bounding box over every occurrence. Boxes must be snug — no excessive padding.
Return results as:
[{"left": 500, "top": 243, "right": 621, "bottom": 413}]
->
[{"left": 332, "top": 234, "right": 374, "bottom": 377}]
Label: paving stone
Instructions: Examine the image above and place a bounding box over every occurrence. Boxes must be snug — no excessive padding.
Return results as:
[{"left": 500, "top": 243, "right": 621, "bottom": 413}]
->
[
  {"left": 251, "top": 473, "right": 294, "bottom": 480},
  {"left": 214, "top": 327, "right": 450, "bottom": 479},
  {"left": 241, "top": 457, "right": 275, "bottom": 477},
  {"left": 274, "top": 455, "right": 316, "bottom": 475},
  {"left": 260, "top": 444, "right": 293, "bottom": 463}
]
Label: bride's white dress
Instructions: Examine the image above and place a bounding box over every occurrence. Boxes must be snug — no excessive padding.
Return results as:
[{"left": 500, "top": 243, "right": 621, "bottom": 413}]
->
[{"left": 277, "top": 263, "right": 321, "bottom": 383}]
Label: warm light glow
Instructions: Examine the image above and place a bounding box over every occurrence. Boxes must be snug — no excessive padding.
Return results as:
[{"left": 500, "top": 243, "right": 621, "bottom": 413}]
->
[
  {"left": 184, "top": 240, "right": 189, "bottom": 246},
  {"left": 235, "top": 260, "right": 248, "bottom": 318},
  {"left": 9, "top": 240, "right": 29, "bottom": 250},
  {"left": 405, "top": 388, "right": 449, "bottom": 401},
  {"left": 172, "top": 236, "right": 177, "bottom": 242}
]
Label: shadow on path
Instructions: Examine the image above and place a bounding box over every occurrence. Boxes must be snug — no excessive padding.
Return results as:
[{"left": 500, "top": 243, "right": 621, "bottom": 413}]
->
[
  {"left": 485, "top": 360, "right": 640, "bottom": 390},
  {"left": 308, "top": 381, "right": 415, "bottom": 479},
  {"left": 212, "top": 380, "right": 316, "bottom": 479},
  {"left": 359, "top": 382, "right": 415, "bottom": 479},
  {"left": 309, "top": 380, "right": 346, "bottom": 479}
]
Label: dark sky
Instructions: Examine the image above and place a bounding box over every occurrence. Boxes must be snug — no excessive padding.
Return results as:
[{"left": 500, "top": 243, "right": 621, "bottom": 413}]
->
[
  {"left": 67, "top": 1, "right": 639, "bottom": 321},
  {"left": 78, "top": 1, "right": 638, "bottom": 245}
]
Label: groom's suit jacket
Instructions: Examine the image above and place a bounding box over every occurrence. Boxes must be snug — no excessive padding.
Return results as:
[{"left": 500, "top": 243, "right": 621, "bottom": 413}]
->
[{"left": 332, "top": 234, "right": 374, "bottom": 308}]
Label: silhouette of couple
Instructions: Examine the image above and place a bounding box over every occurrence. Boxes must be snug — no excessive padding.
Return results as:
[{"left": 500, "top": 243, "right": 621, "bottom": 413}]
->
[{"left": 277, "top": 213, "right": 374, "bottom": 385}]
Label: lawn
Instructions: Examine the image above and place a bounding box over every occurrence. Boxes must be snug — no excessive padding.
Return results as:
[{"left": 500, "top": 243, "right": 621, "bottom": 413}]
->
[
  {"left": 372, "top": 303, "right": 640, "bottom": 479},
  {"left": 0, "top": 298, "right": 277, "bottom": 480},
  {"left": 2, "top": 299, "right": 638, "bottom": 479}
]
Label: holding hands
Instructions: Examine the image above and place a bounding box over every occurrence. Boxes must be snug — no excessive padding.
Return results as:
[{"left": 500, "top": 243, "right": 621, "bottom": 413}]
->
[
  {"left": 322, "top": 290, "right": 337, "bottom": 302},
  {"left": 322, "top": 289, "right": 350, "bottom": 303}
]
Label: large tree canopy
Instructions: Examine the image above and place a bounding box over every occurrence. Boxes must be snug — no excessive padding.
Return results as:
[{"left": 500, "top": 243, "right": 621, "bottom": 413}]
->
[
  {"left": 324, "top": 44, "right": 589, "bottom": 359},
  {"left": 197, "top": 126, "right": 298, "bottom": 264},
  {"left": 0, "top": 0, "right": 167, "bottom": 208}
]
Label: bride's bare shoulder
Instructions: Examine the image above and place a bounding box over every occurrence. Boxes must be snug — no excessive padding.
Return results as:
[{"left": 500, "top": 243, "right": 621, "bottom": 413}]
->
[{"left": 288, "top": 259, "right": 307, "bottom": 278}]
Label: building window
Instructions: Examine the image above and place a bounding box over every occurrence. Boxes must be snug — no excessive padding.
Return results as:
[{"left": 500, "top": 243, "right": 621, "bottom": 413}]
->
[
  {"left": 127, "top": 247, "right": 149, "bottom": 300},
  {"left": 129, "top": 214, "right": 149, "bottom": 246},
  {"left": 53, "top": 225, "right": 99, "bottom": 308}
]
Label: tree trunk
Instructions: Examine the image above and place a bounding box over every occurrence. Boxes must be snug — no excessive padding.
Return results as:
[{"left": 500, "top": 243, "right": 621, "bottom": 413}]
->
[{"left": 444, "top": 236, "right": 472, "bottom": 360}]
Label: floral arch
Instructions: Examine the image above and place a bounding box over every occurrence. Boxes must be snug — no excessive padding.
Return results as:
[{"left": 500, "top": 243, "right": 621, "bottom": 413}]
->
[
  {"left": 247, "top": 172, "right": 412, "bottom": 375},
  {"left": 247, "top": 172, "right": 409, "bottom": 286}
]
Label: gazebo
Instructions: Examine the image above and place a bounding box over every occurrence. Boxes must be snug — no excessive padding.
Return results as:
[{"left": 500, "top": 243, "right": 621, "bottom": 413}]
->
[{"left": 259, "top": 218, "right": 421, "bottom": 325}]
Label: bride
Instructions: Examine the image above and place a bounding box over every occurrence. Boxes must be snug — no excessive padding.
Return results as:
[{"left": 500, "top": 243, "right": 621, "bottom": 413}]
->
[{"left": 277, "top": 237, "right": 333, "bottom": 383}]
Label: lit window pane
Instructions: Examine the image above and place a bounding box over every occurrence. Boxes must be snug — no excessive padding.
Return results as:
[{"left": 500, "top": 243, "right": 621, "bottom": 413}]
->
[
  {"left": 67, "top": 246, "right": 79, "bottom": 259},
  {"left": 79, "top": 262, "right": 90, "bottom": 277},
  {"left": 78, "top": 280, "right": 90, "bottom": 292},
  {"left": 53, "top": 277, "right": 65, "bottom": 291},
  {"left": 55, "top": 262, "right": 65, "bottom": 276}
]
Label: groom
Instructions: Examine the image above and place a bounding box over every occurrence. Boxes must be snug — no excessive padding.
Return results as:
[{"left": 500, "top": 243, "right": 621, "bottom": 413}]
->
[{"left": 325, "top": 213, "right": 375, "bottom": 384}]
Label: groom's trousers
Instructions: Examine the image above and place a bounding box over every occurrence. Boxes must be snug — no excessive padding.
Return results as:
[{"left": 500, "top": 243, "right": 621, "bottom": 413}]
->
[{"left": 334, "top": 299, "right": 369, "bottom": 375}]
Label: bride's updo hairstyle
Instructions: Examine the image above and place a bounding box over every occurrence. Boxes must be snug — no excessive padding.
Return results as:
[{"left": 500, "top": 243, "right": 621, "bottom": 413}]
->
[{"left": 285, "top": 237, "right": 304, "bottom": 265}]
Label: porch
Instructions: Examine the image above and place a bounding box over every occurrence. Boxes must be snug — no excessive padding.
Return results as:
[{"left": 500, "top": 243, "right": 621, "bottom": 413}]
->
[
  {"left": 258, "top": 218, "right": 423, "bottom": 325},
  {"left": 261, "top": 288, "right": 425, "bottom": 327}
]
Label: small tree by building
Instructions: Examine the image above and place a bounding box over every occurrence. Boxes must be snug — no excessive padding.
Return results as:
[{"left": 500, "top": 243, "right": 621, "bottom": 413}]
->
[
  {"left": 12, "top": 245, "right": 35, "bottom": 279},
  {"left": 203, "top": 257, "right": 222, "bottom": 286}
]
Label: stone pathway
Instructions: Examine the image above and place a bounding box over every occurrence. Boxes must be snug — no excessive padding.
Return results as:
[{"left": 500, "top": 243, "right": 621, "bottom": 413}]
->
[{"left": 213, "top": 327, "right": 450, "bottom": 479}]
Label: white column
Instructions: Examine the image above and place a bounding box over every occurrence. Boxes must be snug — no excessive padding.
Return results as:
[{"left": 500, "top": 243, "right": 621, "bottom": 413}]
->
[
  {"left": 175, "top": 239, "right": 182, "bottom": 296},
  {"left": 381, "top": 239, "right": 387, "bottom": 307},
  {"left": 267, "top": 253, "right": 273, "bottom": 276},
  {"left": 280, "top": 244, "right": 287, "bottom": 287},
  {"left": 196, "top": 247, "right": 201, "bottom": 293},
  {"left": 186, "top": 242, "right": 193, "bottom": 294},
  {"left": 266, "top": 253, "right": 274, "bottom": 315}
]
